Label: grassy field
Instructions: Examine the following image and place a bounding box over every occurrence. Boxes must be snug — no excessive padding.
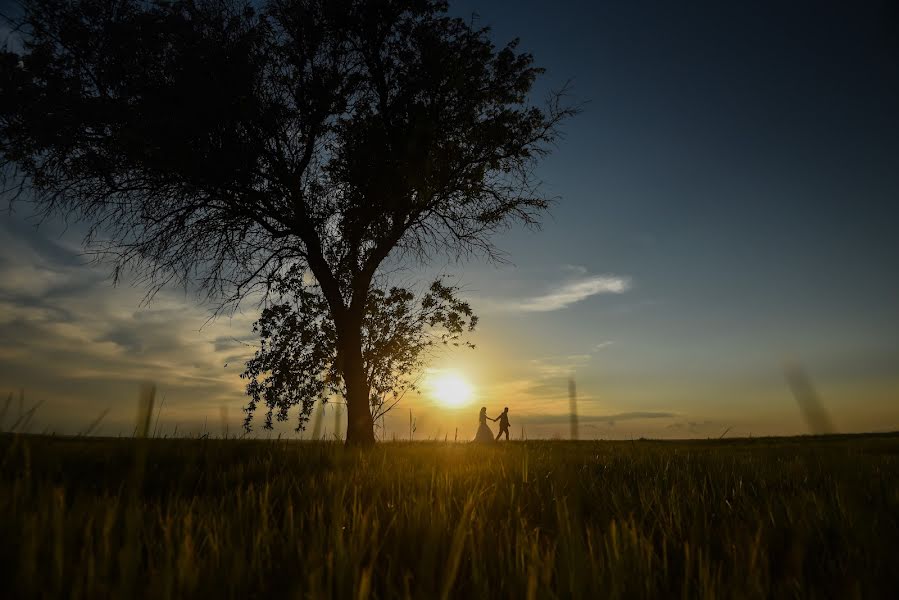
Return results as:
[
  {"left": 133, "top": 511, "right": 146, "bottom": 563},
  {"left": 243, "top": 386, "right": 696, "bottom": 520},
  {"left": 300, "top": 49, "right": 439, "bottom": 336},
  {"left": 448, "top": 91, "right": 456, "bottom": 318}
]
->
[{"left": 2, "top": 433, "right": 897, "bottom": 599}]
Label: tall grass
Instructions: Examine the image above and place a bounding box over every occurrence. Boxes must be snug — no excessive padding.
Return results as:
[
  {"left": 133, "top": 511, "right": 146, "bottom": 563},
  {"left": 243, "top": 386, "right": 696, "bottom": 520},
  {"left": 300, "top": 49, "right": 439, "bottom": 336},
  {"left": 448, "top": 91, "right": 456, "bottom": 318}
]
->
[{"left": 2, "top": 433, "right": 897, "bottom": 598}]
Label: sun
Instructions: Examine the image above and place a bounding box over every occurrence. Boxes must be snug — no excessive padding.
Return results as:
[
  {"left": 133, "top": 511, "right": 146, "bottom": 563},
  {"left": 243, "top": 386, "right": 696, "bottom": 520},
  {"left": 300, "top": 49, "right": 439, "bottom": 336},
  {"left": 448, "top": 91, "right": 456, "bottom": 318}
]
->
[{"left": 430, "top": 372, "right": 474, "bottom": 408}]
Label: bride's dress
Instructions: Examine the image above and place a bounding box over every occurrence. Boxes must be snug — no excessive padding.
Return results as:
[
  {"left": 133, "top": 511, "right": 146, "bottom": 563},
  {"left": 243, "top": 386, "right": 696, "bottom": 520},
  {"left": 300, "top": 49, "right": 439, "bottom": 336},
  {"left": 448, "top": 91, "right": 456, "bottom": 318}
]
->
[{"left": 473, "top": 412, "right": 495, "bottom": 443}]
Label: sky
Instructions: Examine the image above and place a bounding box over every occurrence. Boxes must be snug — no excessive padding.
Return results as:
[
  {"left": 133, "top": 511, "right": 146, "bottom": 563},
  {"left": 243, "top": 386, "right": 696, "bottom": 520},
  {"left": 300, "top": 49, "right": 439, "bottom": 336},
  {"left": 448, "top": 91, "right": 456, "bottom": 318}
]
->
[{"left": 1, "top": 0, "right": 897, "bottom": 439}]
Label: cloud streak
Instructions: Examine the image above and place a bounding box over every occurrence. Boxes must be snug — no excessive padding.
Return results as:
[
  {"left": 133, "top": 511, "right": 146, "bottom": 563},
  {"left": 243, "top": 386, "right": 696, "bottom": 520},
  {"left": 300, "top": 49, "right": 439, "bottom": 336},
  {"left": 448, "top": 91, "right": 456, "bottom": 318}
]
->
[
  {"left": 488, "top": 274, "right": 631, "bottom": 313},
  {"left": 518, "top": 411, "right": 676, "bottom": 425},
  {"left": 0, "top": 214, "right": 258, "bottom": 435}
]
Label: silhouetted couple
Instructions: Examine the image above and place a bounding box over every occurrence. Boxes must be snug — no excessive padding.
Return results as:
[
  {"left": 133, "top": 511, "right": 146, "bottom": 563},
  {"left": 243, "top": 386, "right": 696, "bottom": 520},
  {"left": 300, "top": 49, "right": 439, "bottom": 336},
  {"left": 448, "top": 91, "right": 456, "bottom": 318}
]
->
[{"left": 473, "top": 406, "right": 511, "bottom": 443}]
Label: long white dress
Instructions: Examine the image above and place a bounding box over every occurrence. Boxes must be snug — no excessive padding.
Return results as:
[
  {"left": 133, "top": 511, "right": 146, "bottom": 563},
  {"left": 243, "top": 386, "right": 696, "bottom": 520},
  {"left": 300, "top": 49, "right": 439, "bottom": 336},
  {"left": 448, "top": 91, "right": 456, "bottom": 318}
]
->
[{"left": 473, "top": 410, "right": 495, "bottom": 443}]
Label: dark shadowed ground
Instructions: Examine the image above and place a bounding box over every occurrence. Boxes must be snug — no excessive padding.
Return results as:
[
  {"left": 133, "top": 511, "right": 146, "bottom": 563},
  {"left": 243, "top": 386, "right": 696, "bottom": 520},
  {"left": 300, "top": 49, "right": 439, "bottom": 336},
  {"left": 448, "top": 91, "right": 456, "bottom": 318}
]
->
[{"left": 2, "top": 433, "right": 897, "bottom": 598}]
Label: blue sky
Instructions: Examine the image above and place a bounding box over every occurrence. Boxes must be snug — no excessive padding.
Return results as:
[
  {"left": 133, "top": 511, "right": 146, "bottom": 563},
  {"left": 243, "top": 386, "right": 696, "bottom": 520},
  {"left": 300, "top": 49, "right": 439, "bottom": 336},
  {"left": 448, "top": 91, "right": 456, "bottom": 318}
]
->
[{"left": 1, "top": 0, "right": 897, "bottom": 438}]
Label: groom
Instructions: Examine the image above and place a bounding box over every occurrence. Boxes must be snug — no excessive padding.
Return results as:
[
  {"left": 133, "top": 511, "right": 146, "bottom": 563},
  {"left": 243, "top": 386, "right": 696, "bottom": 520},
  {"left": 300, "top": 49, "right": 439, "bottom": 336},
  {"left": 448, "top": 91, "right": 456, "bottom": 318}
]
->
[{"left": 493, "top": 407, "right": 511, "bottom": 441}]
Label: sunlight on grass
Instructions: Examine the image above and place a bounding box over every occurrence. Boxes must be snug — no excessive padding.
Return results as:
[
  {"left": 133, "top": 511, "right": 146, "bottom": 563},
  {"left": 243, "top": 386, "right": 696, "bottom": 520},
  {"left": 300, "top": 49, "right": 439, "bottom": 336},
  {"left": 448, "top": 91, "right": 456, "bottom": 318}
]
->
[{"left": 1, "top": 434, "right": 897, "bottom": 598}]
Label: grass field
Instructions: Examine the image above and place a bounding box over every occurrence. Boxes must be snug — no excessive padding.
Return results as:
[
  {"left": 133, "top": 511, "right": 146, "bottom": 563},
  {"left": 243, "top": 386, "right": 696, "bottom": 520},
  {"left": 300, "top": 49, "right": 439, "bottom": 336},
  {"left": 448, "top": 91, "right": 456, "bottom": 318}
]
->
[{"left": 2, "top": 433, "right": 898, "bottom": 599}]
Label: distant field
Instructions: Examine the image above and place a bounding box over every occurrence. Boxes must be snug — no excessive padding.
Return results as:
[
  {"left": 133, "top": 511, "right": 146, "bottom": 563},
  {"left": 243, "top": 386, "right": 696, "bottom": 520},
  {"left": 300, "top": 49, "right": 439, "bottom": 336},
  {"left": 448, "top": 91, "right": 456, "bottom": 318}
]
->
[{"left": 2, "top": 433, "right": 897, "bottom": 598}]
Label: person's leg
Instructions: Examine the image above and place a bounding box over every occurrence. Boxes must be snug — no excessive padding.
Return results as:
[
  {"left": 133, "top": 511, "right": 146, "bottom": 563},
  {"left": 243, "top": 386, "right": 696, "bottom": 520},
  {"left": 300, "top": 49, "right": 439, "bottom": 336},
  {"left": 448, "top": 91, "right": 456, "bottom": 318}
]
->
[
  {"left": 503, "top": 428, "right": 509, "bottom": 441},
  {"left": 495, "top": 428, "right": 502, "bottom": 441}
]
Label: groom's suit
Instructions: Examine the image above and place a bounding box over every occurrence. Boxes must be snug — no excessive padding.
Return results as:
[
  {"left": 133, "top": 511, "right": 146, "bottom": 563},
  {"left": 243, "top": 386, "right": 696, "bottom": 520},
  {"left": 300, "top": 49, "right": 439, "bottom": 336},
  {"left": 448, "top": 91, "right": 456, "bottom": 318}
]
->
[{"left": 495, "top": 411, "right": 510, "bottom": 441}]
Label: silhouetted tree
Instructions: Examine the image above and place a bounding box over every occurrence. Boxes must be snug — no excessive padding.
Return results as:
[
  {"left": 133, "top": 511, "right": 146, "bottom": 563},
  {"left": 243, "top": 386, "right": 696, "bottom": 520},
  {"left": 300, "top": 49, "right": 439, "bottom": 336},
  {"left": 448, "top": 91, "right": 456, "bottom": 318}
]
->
[
  {"left": 0, "top": 0, "right": 575, "bottom": 443},
  {"left": 242, "top": 270, "right": 476, "bottom": 434}
]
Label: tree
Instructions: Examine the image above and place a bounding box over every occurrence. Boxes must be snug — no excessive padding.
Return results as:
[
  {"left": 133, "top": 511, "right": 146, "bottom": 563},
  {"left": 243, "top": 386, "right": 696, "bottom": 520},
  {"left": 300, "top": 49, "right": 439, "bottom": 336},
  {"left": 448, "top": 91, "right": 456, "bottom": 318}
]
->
[
  {"left": 0, "top": 0, "right": 575, "bottom": 444},
  {"left": 242, "top": 269, "right": 476, "bottom": 435}
]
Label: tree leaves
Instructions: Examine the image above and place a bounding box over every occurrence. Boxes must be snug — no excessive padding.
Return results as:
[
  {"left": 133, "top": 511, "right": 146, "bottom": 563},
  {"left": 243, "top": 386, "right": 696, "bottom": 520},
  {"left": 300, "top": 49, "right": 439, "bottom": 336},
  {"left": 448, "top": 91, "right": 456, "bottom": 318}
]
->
[
  {"left": 1, "top": 0, "right": 574, "bottom": 313},
  {"left": 1, "top": 0, "right": 573, "bottom": 440},
  {"left": 241, "top": 272, "right": 476, "bottom": 432}
]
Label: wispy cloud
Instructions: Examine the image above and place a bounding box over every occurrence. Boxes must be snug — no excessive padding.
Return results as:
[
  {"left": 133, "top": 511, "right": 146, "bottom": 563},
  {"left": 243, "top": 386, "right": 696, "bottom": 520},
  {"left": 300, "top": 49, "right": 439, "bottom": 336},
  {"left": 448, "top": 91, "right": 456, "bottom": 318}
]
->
[
  {"left": 518, "top": 411, "right": 676, "bottom": 425},
  {"left": 0, "top": 215, "right": 257, "bottom": 434},
  {"left": 665, "top": 420, "right": 718, "bottom": 434},
  {"left": 485, "top": 273, "right": 631, "bottom": 313},
  {"left": 560, "top": 264, "right": 588, "bottom": 275}
]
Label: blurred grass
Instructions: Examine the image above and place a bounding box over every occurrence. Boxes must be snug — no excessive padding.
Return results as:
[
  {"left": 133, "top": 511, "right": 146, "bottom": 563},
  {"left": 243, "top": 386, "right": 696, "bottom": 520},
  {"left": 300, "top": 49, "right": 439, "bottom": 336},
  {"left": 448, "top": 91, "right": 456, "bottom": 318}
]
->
[{"left": 1, "top": 433, "right": 897, "bottom": 598}]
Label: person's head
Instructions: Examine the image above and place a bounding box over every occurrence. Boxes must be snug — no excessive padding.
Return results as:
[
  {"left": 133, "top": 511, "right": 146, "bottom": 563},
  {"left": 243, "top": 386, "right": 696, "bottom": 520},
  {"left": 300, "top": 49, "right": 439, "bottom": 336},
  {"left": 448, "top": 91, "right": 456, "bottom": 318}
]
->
[
  {"left": 504, "top": 407, "right": 508, "bottom": 413},
  {"left": 480, "top": 406, "right": 486, "bottom": 414}
]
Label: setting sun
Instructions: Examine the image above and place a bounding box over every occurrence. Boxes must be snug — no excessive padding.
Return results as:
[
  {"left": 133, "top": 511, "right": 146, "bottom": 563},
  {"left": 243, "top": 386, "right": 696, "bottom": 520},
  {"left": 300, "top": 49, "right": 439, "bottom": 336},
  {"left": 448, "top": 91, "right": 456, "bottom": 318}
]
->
[{"left": 430, "top": 372, "right": 474, "bottom": 408}]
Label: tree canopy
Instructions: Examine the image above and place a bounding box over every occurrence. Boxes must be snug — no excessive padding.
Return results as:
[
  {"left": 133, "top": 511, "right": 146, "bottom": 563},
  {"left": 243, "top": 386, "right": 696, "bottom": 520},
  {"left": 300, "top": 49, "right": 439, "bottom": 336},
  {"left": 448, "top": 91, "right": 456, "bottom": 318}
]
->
[
  {"left": 243, "top": 271, "right": 476, "bottom": 433},
  {"left": 0, "top": 0, "right": 575, "bottom": 443}
]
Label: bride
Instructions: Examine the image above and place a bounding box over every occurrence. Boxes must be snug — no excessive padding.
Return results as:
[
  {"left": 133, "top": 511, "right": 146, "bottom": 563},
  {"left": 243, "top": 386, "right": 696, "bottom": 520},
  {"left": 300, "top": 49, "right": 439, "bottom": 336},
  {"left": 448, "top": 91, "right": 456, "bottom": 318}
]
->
[{"left": 473, "top": 406, "right": 496, "bottom": 443}]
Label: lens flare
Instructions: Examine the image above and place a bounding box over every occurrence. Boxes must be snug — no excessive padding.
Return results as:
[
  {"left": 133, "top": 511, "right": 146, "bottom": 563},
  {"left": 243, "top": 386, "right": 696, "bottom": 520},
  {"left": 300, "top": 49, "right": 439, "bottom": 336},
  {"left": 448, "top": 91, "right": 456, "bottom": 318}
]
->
[{"left": 430, "top": 372, "right": 474, "bottom": 408}]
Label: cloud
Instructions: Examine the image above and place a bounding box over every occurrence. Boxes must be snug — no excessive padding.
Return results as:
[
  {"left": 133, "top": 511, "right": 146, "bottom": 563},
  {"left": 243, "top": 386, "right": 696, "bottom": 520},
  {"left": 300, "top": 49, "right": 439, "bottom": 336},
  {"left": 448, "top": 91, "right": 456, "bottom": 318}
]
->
[
  {"left": 518, "top": 411, "right": 676, "bottom": 425},
  {"left": 501, "top": 344, "right": 618, "bottom": 402},
  {"left": 0, "top": 213, "right": 258, "bottom": 435},
  {"left": 561, "top": 264, "right": 588, "bottom": 275},
  {"left": 491, "top": 274, "right": 631, "bottom": 313},
  {"left": 666, "top": 420, "right": 712, "bottom": 429}
]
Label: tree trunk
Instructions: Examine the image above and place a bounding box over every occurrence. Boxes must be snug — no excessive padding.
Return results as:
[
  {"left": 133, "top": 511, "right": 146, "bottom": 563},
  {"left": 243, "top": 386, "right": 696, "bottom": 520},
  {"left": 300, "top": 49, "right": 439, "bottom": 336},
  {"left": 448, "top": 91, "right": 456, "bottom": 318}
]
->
[
  {"left": 339, "top": 322, "right": 376, "bottom": 445},
  {"left": 345, "top": 381, "right": 375, "bottom": 445}
]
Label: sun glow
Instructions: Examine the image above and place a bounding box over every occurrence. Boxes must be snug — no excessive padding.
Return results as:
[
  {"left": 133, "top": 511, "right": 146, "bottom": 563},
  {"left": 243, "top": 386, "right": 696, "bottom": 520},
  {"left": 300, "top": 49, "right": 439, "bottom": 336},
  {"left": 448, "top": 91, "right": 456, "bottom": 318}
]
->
[{"left": 430, "top": 372, "right": 474, "bottom": 408}]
